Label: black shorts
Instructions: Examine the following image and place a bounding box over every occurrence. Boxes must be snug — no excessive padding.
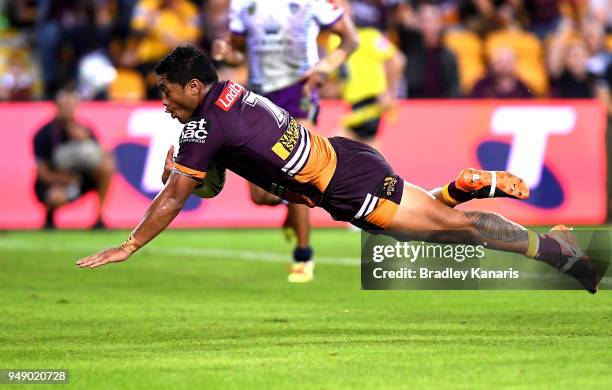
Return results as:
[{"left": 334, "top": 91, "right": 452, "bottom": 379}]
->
[
  {"left": 348, "top": 118, "right": 381, "bottom": 139},
  {"left": 321, "top": 137, "right": 404, "bottom": 230},
  {"left": 346, "top": 97, "right": 382, "bottom": 139},
  {"left": 263, "top": 82, "right": 320, "bottom": 125},
  {"left": 34, "top": 174, "right": 97, "bottom": 204}
]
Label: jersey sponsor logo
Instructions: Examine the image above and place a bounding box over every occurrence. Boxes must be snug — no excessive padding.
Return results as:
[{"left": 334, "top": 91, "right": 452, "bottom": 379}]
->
[
  {"left": 180, "top": 118, "right": 209, "bottom": 144},
  {"left": 382, "top": 176, "right": 397, "bottom": 198},
  {"left": 215, "top": 81, "right": 245, "bottom": 111},
  {"left": 272, "top": 118, "right": 300, "bottom": 160},
  {"left": 281, "top": 125, "right": 311, "bottom": 176}
]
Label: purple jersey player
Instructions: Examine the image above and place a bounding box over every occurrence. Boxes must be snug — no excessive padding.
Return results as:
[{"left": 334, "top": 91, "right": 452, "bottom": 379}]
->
[
  {"left": 76, "top": 46, "right": 600, "bottom": 294},
  {"left": 172, "top": 78, "right": 400, "bottom": 228}
]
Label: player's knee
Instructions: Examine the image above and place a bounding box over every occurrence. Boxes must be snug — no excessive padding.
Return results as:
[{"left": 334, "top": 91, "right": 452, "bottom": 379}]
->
[
  {"left": 249, "top": 187, "right": 280, "bottom": 205},
  {"left": 251, "top": 194, "right": 279, "bottom": 205},
  {"left": 250, "top": 192, "right": 268, "bottom": 205},
  {"left": 46, "top": 188, "right": 69, "bottom": 207},
  {"left": 93, "top": 153, "right": 115, "bottom": 177}
]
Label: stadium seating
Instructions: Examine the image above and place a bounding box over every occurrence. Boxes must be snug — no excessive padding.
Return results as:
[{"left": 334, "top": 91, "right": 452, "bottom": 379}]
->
[
  {"left": 108, "top": 68, "right": 146, "bottom": 101},
  {"left": 485, "top": 29, "right": 549, "bottom": 96},
  {"left": 444, "top": 30, "right": 486, "bottom": 94}
]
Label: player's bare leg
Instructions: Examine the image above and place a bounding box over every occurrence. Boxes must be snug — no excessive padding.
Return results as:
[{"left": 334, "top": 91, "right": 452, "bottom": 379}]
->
[
  {"left": 249, "top": 183, "right": 284, "bottom": 206},
  {"left": 249, "top": 182, "right": 296, "bottom": 239},
  {"left": 248, "top": 183, "right": 314, "bottom": 282},
  {"left": 385, "top": 182, "right": 599, "bottom": 293},
  {"left": 43, "top": 185, "right": 71, "bottom": 229},
  {"left": 90, "top": 152, "right": 115, "bottom": 228},
  {"left": 286, "top": 203, "right": 314, "bottom": 282},
  {"left": 284, "top": 202, "right": 310, "bottom": 247},
  {"left": 288, "top": 116, "right": 317, "bottom": 282},
  {"left": 429, "top": 168, "right": 530, "bottom": 207}
]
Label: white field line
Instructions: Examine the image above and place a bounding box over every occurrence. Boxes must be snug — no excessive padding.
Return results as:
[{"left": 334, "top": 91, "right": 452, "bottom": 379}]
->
[
  {"left": 0, "top": 239, "right": 360, "bottom": 266},
  {"left": 0, "top": 239, "right": 610, "bottom": 286}
]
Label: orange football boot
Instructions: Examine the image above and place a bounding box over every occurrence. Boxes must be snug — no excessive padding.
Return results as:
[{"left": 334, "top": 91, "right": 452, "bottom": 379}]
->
[{"left": 455, "top": 168, "right": 530, "bottom": 200}]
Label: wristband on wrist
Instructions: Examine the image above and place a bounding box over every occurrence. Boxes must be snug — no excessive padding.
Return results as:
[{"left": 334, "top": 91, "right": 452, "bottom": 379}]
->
[{"left": 120, "top": 234, "right": 142, "bottom": 255}]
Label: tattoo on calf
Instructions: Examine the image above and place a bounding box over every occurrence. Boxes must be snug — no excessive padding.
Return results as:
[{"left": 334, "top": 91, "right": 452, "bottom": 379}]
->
[{"left": 465, "top": 211, "right": 528, "bottom": 243}]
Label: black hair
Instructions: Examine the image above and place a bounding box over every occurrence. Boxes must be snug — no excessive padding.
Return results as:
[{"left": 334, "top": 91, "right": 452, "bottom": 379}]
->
[
  {"left": 154, "top": 45, "right": 219, "bottom": 87},
  {"left": 54, "top": 80, "right": 79, "bottom": 102}
]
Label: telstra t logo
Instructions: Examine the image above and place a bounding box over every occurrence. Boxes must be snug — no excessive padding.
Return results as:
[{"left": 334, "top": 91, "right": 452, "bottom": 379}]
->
[
  {"left": 113, "top": 108, "right": 202, "bottom": 211},
  {"left": 477, "top": 107, "right": 575, "bottom": 209}
]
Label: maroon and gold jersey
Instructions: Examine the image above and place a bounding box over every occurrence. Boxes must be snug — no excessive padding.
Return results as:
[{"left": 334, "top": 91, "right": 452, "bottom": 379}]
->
[
  {"left": 173, "top": 80, "right": 404, "bottom": 229},
  {"left": 173, "top": 80, "right": 337, "bottom": 206}
]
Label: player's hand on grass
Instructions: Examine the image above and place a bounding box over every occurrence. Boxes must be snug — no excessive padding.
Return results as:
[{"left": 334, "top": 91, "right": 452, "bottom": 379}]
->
[
  {"left": 161, "top": 145, "right": 174, "bottom": 185},
  {"left": 76, "top": 247, "right": 131, "bottom": 269}
]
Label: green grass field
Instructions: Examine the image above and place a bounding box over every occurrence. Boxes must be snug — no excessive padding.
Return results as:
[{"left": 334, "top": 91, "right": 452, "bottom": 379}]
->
[{"left": 1, "top": 229, "right": 611, "bottom": 389}]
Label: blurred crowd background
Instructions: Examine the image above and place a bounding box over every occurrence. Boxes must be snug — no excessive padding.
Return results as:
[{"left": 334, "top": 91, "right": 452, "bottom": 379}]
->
[{"left": 1, "top": 0, "right": 612, "bottom": 106}]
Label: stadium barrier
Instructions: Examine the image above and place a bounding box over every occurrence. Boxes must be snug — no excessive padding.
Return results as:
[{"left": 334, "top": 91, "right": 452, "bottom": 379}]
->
[{"left": 0, "top": 100, "right": 606, "bottom": 229}]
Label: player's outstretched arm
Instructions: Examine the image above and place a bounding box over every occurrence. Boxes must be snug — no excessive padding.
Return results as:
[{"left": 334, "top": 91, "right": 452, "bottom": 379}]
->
[{"left": 75, "top": 172, "right": 199, "bottom": 269}]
